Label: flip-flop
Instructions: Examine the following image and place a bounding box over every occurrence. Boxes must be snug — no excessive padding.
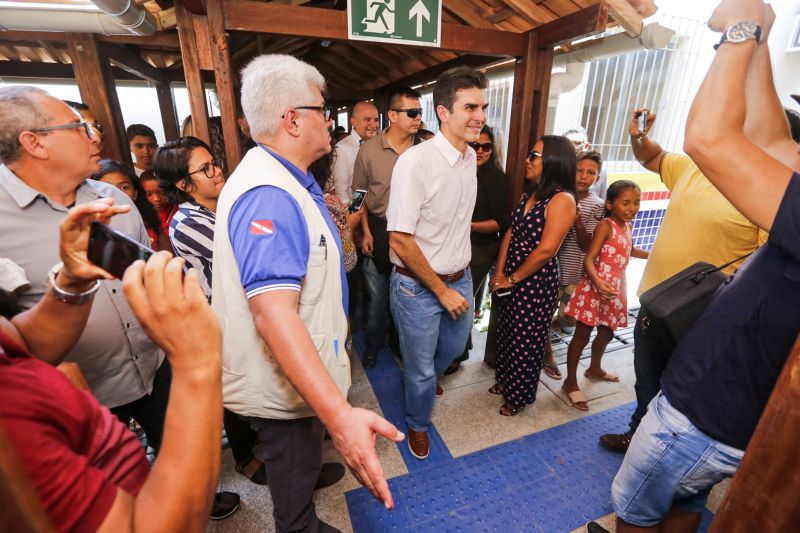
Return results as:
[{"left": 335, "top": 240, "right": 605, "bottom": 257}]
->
[
  {"left": 542, "top": 361, "right": 562, "bottom": 379},
  {"left": 561, "top": 385, "right": 589, "bottom": 411},
  {"left": 584, "top": 369, "right": 620, "bottom": 382}
]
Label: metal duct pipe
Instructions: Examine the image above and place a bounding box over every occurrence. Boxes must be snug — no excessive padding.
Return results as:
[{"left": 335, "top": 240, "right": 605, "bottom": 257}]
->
[
  {"left": 90, "top": 0, "right": 158, "bottom": 35},
  {"left": 548, "top": 62, "right": 587, "bottom": 107},
  {"left": 0, "top": 7, "right": 129, "bottom": 34},
  {"left": 553, "top": 23, "right": 676, "bottom": 68}
]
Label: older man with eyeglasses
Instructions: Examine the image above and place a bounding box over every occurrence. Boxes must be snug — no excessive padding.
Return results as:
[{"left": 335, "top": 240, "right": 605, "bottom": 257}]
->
[
  {"left": 213, "top": 54, "right": 403, "bottom": 533},
  {"left": 0, "top": 86, "right": 171, "bottom": 456}
]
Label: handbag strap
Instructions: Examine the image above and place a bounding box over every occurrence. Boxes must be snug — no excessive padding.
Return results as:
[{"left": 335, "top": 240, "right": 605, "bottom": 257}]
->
[{"left": 712, "top": 251, "right": 754, "bottom": 273}]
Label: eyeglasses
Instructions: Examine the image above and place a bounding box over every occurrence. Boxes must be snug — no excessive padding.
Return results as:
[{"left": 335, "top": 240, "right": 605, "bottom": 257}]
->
[
  {"left": 390, "top": 108, "right": 423, "bottom": 119},
  {"left": 283, "top": 106, "right": 332, "bottom": 121},
  {"left": 528, "top": 150, "right": 542, "bottom": 160},
  {"left": 30, "top": 121, "right": 95, "bottom": 139},
  {"left": 468, "top": 142, "right": 493, "bottom": 152},
  {"left": 187, "top": 159, "right": 223, "bottom": 179}
]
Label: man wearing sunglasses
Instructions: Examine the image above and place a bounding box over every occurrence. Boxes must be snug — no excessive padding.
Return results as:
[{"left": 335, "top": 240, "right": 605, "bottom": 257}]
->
[
  {"left": 352, "top": 86, "right": 422, "bottom": 369},
  {"left": 386, "top": 66, "right": 488, "bottom": 460},
  {"left": 0, "top": 87, "right": 170, "bottom": 460}
]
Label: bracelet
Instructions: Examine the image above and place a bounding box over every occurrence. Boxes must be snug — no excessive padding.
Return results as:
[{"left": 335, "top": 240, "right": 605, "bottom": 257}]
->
[
  {"left": 508, "top": 274, "right": 518, "bottom": 286},
  {"left": 47, "top": 262, "right": 100, "bottom": 305}
]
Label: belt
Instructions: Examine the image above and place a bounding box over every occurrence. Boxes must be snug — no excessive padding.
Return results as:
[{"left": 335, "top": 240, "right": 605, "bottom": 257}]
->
[{"left": 395, "top": 266, "right": 466, "bottom": 283}]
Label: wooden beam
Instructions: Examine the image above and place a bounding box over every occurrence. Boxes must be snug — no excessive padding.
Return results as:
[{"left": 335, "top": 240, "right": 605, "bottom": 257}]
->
[
  {"left": 378, "top": 54, "right": 503, "bottom": 92},
  {"left": 530, "top": 3, "right": 609, "bottom": 46},
  {"left": 709, "top": 335, "right": 800, "bottom": 533},
  {"left": 65, "top": 33, "right": 130, "bottom": 164},
  {"left": 101, "top": 42, "right": 166, "bottom": 83},
  {"left": 175, "top": 0, "right": 210, "bottom": 144},
  {"left": 207, "top": 0, "right": 242, "bottom": 171},
  {"left": 222, "top": 0, "right": 526, "bottom": 57},
  {"left": 605, "top": 0, "right": 643, "bottom": 37},
  {"left": 0, "top": 60, "right": 142, "bottom": 81},
  {"left": 192, "top": 15, "right": 214, "bottom": 70},
  {"left": 0, "top": 30, "right": 181, "bottom": 52},
  {"left": 498, "top": 0, "right": 557, "bottom": 26},
  {"left": 156, "top": 82, "right": 180, "bottom": 141}
]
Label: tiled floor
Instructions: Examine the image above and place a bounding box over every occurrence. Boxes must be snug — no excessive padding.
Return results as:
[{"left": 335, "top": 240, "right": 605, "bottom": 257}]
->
[{"left": 208, "top": 314, "right": 728, "bottom": 533}]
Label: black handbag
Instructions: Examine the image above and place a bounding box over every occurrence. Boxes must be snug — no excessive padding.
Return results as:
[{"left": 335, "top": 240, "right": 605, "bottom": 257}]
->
[{"left": 638, "top": 253, "right": 751, "bottom": 349}]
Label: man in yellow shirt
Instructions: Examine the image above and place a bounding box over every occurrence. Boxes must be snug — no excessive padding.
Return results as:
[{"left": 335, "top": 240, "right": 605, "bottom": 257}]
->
[{"left": 599, "top": 109, "right": 765, "bottom": 453}]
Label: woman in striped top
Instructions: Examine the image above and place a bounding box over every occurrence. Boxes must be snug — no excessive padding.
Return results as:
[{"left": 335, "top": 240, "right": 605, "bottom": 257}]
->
[{"left": 153, "top": 137, "right": 268, "bottom": 512}]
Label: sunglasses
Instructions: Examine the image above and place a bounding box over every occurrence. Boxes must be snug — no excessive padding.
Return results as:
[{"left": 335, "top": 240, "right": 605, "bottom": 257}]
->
[
  {"left": 390, "top": 108, "right": 423, "bottom": 119},
  {"left": 468, "top": 142, "right": 493, "bottom": 152},
  {"left": 528, "top": 150, "right": 542, "bottom": 160},
  {"left": 187, "top": 159, "right": 224, "bottom": 179},
  {"left": 30, "top": 121, "right": 95, "bottom": 139}
]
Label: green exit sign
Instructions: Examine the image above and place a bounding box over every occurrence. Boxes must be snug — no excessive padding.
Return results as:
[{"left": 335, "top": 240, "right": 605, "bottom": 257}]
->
[{"left": 347, "top": 0, "right": 442, "bottom": 47}]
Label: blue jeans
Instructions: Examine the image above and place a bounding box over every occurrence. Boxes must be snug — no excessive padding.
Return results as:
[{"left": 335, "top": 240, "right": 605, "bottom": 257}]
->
[
  {"left": 390, "top": 268, "right": 474, "bottom": 432},
  {"left": 611, "top": 392, "right": 744, "bottom": 527},
  {"left": 362, "top": 257, "right": 391, "bottom": 355}
]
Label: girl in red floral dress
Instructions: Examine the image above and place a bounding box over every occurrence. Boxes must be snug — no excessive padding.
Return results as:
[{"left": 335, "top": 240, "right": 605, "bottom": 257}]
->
[{"left": 561, "top": 180, "right": 649, "bottom": 410}]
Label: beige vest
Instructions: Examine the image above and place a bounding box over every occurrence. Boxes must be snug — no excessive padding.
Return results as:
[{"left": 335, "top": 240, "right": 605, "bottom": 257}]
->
[{"left": 212, "top": 146, "right": 350, "bottom": 419}]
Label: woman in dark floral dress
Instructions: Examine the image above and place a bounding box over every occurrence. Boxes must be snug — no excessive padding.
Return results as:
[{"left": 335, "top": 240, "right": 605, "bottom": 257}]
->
[{"left": 489, "top": 136, "right": 577, "bottom": 416}]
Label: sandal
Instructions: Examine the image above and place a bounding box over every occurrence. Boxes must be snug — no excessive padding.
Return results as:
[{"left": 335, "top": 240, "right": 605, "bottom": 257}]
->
[
  {"left": 584, "top": 369, "right": 620, "bottom": 382},
  {"left": 499, "top": 403, "right": 522, "bottom": 416},
  {"left": 561, "top": 385, "right": 589, "bottom": 411},
  {"left": 235, "top": 457, "right": 268, "bottom": 485},
  {"left": 488, "top": 383, "right": 505, "bottom": 395},
  {"left": 542, "top": 361, "right": 562, "bottom": 379}
]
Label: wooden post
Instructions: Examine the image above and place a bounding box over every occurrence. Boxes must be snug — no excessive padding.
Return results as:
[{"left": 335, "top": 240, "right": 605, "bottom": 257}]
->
[
  {"left": 505, "top": 31, "right": 538, "bottom": 203},
  {"left": 207, "top": 0, "right": 242, "bottom": 171},
  {"left": 709, "top": 335, "right": 800, "bottom": 532},
  {"left": 156, "top": 82, "right": 180, "bottom": 141},
  {"left": 175, "top": 0, "right": 210, "bottom": 145},
  {"left": 65, "top": 33, "right": 130, "bottom": 164}
]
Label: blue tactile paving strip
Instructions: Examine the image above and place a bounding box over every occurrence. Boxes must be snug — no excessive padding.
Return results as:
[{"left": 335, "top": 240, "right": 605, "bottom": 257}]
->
[
  {"left": 354, "top": 332, "right": 453, "bottom": 471},
  {"left": 346, "top": 402, "right": 716, "bottom": 532}
]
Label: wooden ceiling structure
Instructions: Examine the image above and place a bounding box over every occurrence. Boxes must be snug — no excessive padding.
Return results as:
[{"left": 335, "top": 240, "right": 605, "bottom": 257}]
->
[{"left": 0, "top": 0, "right": 655, "bottom": 196}]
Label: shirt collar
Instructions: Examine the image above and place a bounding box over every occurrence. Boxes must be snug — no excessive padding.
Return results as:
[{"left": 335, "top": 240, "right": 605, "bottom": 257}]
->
[
  {"left": 0, "top": 164, "right": 101, "bottom": 210},
  {"left": 351, "top": 130, "right": 363, "bottom": 144},
  {"left": 259, "top": 144, "right": 321, "bottom": 195},
  {"left": 433, "top": 131, "right": 474, "bottom": 168}
]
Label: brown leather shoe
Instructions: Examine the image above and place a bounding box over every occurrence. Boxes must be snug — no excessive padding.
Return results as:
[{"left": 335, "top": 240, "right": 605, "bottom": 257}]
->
[
  {"left": 599, "top": 431, "right": 633, "bottom": 454},
  {"left": 408, "top": 429, "right": 429, "bottom": 460},
  {"left": 436, "top": 383, "right": 443, "bottom": 397}
]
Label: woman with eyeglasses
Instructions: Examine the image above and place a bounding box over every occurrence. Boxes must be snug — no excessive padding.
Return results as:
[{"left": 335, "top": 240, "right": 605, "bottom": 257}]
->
[
  {"left": 487, "top": 136, "right": 577, "bottom": 416},
  {"left": 446, "top": 125, "right": 511, "bottom": 375},
  {"left": 152, "top": 136, "right": 266, "bottom": 519}
]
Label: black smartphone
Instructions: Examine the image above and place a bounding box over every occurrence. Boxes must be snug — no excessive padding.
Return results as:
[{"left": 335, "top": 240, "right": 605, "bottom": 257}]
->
[
  {"left": 88, "top": 221, "right": 154, "bottom": 279},
  {"left": 495, "top": 288, "right": 512, "bottom": 298},
  {"left": 349, "top": 189, "right": 367, "bottom": 213}
]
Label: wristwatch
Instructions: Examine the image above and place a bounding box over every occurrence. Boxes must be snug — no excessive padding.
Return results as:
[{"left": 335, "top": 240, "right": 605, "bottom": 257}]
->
[
  {"left": 508, "top": 274, "right": 518, "bottom": 286},
  {"left": 714, "top": 21, "right": 762, "bottom": 50},
  {"left": 48, "top": 262, "right": 100, "bottom": 305}
]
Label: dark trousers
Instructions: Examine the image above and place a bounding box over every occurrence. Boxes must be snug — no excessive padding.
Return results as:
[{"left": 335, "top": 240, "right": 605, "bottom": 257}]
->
[
  {"left": 248, "top": 416, "right": 325, "bottom": 533},
  {"left": 223, "top": 408, "right": 258, "bottom": 465},
  {"left": 458, "top": 241, "right": 500, "bottom": 362},
  {"left": 111, "top": 359, "right": 171, "bottom": 454},
  {"left": 629, "top": 310, "right": 674, "bottom": 432}
]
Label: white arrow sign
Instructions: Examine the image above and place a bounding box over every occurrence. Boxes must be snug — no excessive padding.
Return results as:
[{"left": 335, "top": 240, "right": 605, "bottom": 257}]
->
[{"left": 409, "top": 0, "right": 430, "bottom": 38}]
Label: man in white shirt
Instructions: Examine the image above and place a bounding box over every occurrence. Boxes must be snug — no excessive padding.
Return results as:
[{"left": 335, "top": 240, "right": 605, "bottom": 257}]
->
[
  {"left": 332, "top": 101, "right": 379, "bottom": 203},
  {"left": 387, "top": 67, "right": 488, "bottom": 460}
]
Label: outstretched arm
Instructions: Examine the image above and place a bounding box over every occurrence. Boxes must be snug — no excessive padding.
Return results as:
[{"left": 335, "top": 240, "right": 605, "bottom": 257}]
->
[
  {"left": 684, "top": 0, "right": 794, "bottom": 232},
  {"left": 742, "top": 5, "right": 800, "bottom": 168}
]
